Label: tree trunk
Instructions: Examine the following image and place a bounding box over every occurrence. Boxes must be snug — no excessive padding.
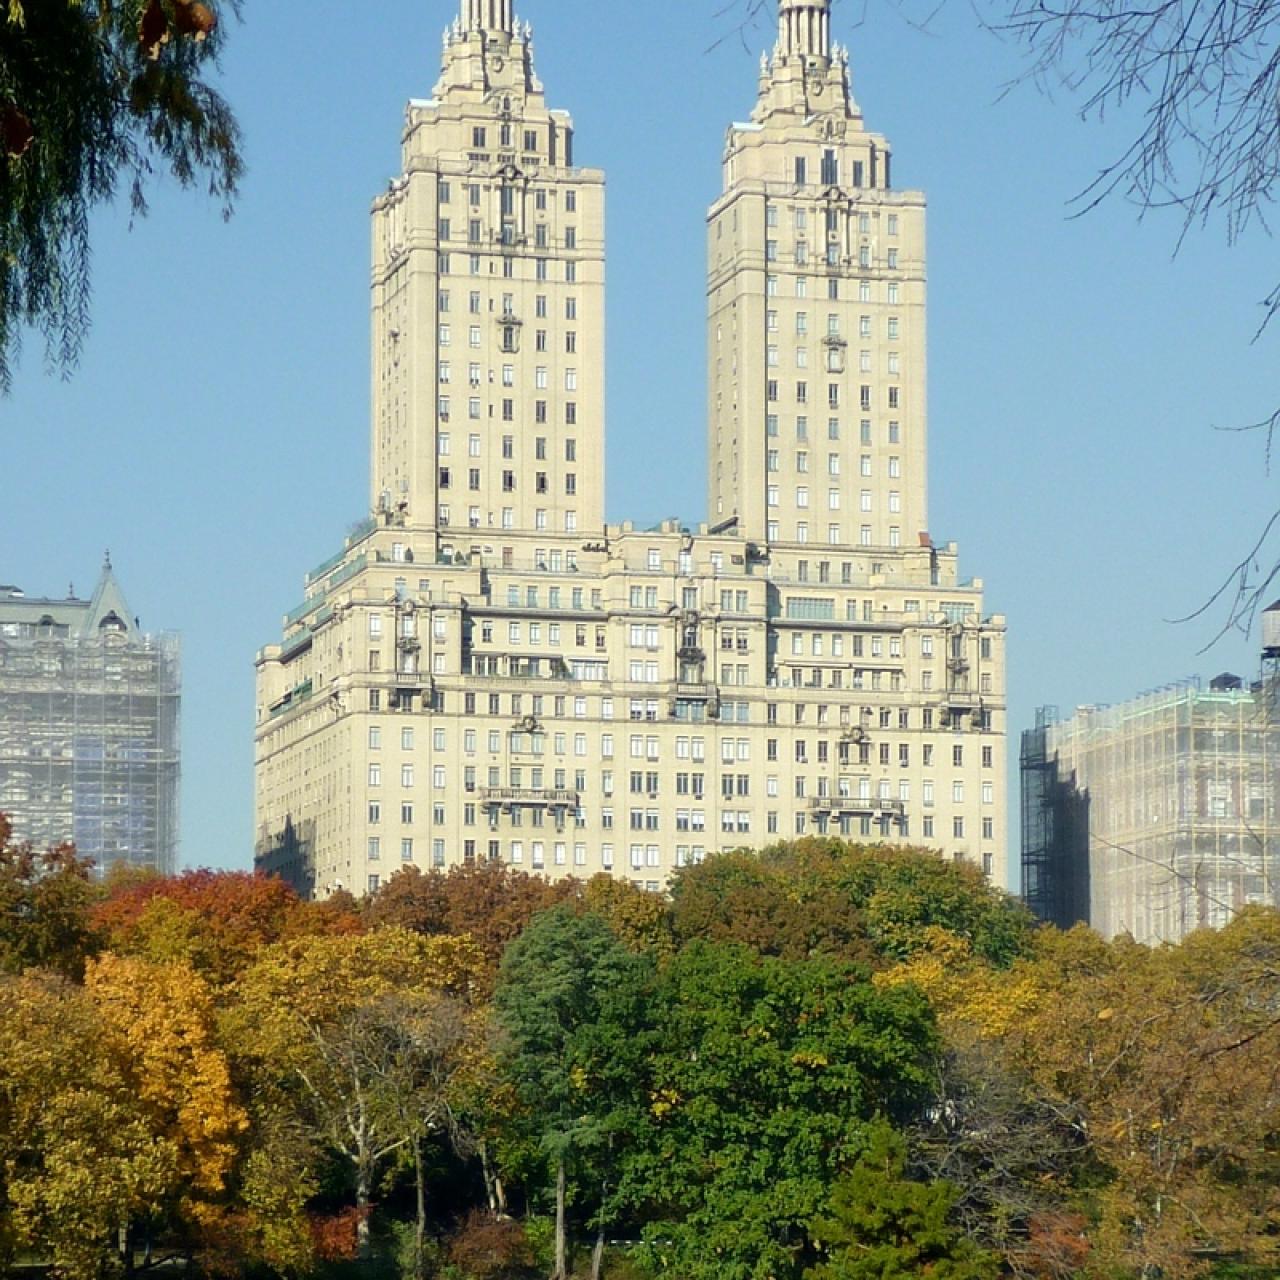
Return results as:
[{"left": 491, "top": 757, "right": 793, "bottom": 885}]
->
[
  {"left": 553, "top": 1156, "right": 567, "bottom": 1280},
  {"left": 481, "top": 1140, "right": 498, "bottom": 1214},
  {"left": 480, "top": 1141, "right": 509, "bottom": 1216},
  {"left": 413, "top": 1136, "right": 427, "bottom": 1279},
  {"left": 120, "top": 1222, "right": 135, "bottom": 1278},
  {"left": 356, "top": 1162, "right": 372, "bottom": 1258},
  {"left": 590, "top": 1220, "right": 605, "bottom": 1280},
  {"left": 589, "top": 1176, "right": 608, "bottom": 1280}
]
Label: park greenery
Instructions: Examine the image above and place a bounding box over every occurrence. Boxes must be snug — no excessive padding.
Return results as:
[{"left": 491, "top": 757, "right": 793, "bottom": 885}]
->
[{"left": 1, "top": 814, "right": 1278, "bottom": 1280}]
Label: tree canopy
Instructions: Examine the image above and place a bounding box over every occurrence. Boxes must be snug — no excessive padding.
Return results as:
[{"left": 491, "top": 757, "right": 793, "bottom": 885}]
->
[
  {"left": 1, "top": 0, "right": 242, "bottom": 388},
  {"left": 1, "top": 827, "right": 1276, "bottom": 1280}
]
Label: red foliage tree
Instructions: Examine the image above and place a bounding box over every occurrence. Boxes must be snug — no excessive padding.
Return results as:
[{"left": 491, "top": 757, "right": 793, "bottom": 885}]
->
[{"left": 92, "top": 869, "right": 362, "bottom": 985}]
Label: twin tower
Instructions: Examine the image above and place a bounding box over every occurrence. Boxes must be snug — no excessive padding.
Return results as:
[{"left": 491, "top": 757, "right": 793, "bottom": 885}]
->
[
  {"left": 256, "top": 0, "right": 1006, "bottom": 899},
  {"left": 370, "top": 0, "right": 925, "bottom": 556}
]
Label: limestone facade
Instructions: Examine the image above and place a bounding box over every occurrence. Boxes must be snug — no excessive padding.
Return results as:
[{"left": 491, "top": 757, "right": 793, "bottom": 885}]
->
[{"left": 254, "top": 0, "right": 1008, "bottom": 897}]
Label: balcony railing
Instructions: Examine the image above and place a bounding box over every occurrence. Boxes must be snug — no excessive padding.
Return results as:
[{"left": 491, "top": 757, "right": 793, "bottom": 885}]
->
[
  {"left": 479, "top": 787, "right": 580, "bottom": 808},
  {"left": 807, "top": 796, "right": 904, "bottom": 816}
]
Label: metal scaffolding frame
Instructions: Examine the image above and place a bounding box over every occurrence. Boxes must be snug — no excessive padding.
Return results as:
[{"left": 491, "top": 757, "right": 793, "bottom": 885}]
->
[
  {"left": 1023, "top": 676, "right": 1280, "bottom": 944},
  {"left": 0, "top": 572, "right": 180, "bottom": 875}
]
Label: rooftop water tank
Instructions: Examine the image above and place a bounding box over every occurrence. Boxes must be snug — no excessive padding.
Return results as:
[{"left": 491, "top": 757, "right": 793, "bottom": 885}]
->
[{"left": 1264, "top": 600, "right": 1280, "bottom": 658}]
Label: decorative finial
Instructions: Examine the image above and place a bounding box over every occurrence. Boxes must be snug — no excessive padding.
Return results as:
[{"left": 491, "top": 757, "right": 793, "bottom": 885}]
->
[{"left": 103, "top": 549, "right": 112, "bottom": 571}]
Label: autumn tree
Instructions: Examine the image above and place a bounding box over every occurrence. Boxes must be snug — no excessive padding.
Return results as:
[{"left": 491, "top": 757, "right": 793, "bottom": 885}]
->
[
  {"left": 1, "top": 0, "right": 242, "bottom": 389},
  {"left": 1007, "top": 915, "right": 1280, "bottom": 1278},
  {"left": 228, "top": 927, "right": 482, "bottom": 1258},
  {"left": 0, "top": 812, "right": 100, "bottom": 978},
  {"left": 0, "top": 956, "right": 244, "bottom": 1278},
  {"left": 94, "top": 867, "right": 361, "bottom": 986},
  {"left": 579, "top": 872, "right": 674, "bottom": 958},
  {"left": 670, "top": 841, "right": 1034, "bottom": 968},
  {"left": 365, "top": 861, "right": 578, "bottom": 993}
]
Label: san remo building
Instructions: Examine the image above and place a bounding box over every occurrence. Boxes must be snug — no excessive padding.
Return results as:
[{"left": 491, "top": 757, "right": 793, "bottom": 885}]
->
[{"left": 254, "top": 0, "right": 1009, "bottom": 898}]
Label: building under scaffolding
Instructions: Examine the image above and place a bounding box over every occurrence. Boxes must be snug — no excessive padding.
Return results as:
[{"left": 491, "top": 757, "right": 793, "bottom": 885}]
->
[
  {"left": 0, "top": 559, "right": 180, "bottom": 875},
  {"left": 1020, "top": 706, "right": 1091, "bottom": 930},
  {"left": 1022, "top": 621, "right": 1280, "bottom": 944}
]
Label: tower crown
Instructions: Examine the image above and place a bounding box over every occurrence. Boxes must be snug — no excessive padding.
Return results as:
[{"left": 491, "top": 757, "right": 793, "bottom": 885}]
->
[
  {"left": 462, "top": 0, "right": 513, "bottom": 37},
  {"left": 778, "top": 0, "right": 831, "bottom": 61}
]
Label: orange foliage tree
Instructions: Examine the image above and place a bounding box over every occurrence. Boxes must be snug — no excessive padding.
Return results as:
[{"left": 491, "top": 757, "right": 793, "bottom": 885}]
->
[{"left": 93, "top": 868, "right": 361, "bottom": 986}]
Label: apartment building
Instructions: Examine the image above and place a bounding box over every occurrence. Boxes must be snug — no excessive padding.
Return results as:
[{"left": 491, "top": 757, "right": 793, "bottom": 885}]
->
[
  {"left": 1023, "top": 641, "right": 1280, "bottom": 944},
  {"left": 254, "top": 0, "right": 1007, "bottom": 898},
  {"left": 0, "top": 559, "right": 180, "bottom": 873}
]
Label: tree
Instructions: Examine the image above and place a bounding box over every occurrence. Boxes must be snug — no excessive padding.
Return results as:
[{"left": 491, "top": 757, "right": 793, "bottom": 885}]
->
[
  {"left": 580, "top": 873, "right": 674, "bottom": 958},
  {"left": 905, "top": 1036, "right": 1092, "bottom": 1278},
  {"left": 365, "top": 862, "right": 578, "bottom": 995},
  {"left": 721, "top": 0, "right": 1279, "bottom": 637},
  {"left": 494, "top": 905, "right": 655, "bottom": 1280},
  {"left": 669, "top": 841, "right": 1034, "bottom": 969},
  {"left": 1007, "top": 916, "right": 1280, "bottom": 1278},
  {"left": 0, "top": 812, "right": 100, "bottom": 978},
  {"left": 0, "top": 957, "right": 245, "bottom": 1278},
  {"left": 667, "top": 847, "right": 878, "bottom": 965},
  {"left": 0, "top": 973, "right": 175, "bottom": 1279},
  {"left": 84, "top": 953, "right": 248, "bottom": 1265},
  {"left": 228, "top": 927, "right": 482, "bottom": 1257},
  {"left": 993, "top": 0, "right": 1280, "bottom": 638},
  {"left": 1, "top": 0, "right": 242, "bottom": 389},
  {"left": 630, "top": 941, "right": 938, "bottom": 1280},
  {"left": 360, "top": 989, "right": 477, "bottom": 1279},
  {"left": 806, "top": 1122, "right": 999, "bottom": 1280},
  {"left": 93, "top": 867, "right": 362, "bottom": 986}
]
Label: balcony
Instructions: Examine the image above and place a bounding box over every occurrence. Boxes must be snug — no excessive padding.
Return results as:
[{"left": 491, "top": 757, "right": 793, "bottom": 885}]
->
[
  {"left": 676, "top": 682, "right": 717, "bottom": 699},
  {"left": 479, "top": 787, "right": 580, "bottom": 809},
  {"left": 807, "top": 796, "right": 904, "bottom": 817}
]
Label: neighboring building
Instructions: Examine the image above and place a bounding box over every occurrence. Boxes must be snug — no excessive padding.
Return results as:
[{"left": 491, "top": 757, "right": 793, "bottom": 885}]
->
[
  {"left": 1022, "top": 648, "right": 1280, "bottom": 944},
  {"left": 254, "top": 0, "right": 1008, "bottom": 900},
  {"left": 0, "top": 559, "right": 180, "bottom": 874}
]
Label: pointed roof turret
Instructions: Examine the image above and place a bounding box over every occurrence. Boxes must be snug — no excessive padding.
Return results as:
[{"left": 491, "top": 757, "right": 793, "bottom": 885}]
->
[{"left": 76, "top": 553, "right": 138, "bottom": 639}]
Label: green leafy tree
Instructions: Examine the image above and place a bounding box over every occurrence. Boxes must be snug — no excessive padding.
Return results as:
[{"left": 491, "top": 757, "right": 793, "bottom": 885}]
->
[
  {"left": 670, "top": 841, "right": 1034, "bottom": 969},
  {"left": 494, "top": 905, "right": 654, "bottom": 1280},
  {"left": 1, "top": 0, "right": 242, "bottom": 389},
  {"left": 807, "top": 1122, "right": 999, "bottom": 1280},
  {"left": 630, "top": 941, "right": 938, "bottom": 1280}
]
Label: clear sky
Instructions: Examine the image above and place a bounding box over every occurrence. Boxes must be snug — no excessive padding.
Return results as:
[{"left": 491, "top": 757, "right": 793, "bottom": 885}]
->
[{"left": 2, "top": 0, "right": 1274, "bottom": 884}]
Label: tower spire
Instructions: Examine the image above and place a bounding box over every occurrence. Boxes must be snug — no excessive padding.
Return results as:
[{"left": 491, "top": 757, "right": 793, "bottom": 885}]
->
[
  {"left": 461, "top": 0, "right": 513, "bottom": 36},
  {"left": 778, "top": 0, "right": 831, "bottom": 61}
]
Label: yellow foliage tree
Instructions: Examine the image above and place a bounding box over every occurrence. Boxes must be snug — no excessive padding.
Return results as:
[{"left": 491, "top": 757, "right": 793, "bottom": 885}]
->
[
  {"left": 1008, "top": 915, "right": 1280, "bottom": 1279},
  {"left": 227, "top": 927, "right": 485, "bottom": 1258},
  {"left": 0, "top": 957, "right": 244, "bottom": 1279},
  {"left": 873, "top": 926, "right": 1044, "bottom": 1040}
]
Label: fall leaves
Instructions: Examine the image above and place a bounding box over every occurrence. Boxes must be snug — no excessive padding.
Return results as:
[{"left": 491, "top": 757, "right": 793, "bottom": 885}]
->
[
  {"left": 0, "top": 824, "right": 1277, "bottom": 1280},
  {"left": 0, "top": 960, "right": 245, "bottom": 1279},
  {"left": 140, "top": 0, "right": 217, "bottom": 61},
  {"left": 3, "top": 1, "right": 222, "bottom": 163}
]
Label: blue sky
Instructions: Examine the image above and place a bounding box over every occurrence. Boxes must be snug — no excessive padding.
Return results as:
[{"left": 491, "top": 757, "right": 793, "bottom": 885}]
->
[{"left": 2, "top": 0, "right": 1274, "bottom": 882}]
